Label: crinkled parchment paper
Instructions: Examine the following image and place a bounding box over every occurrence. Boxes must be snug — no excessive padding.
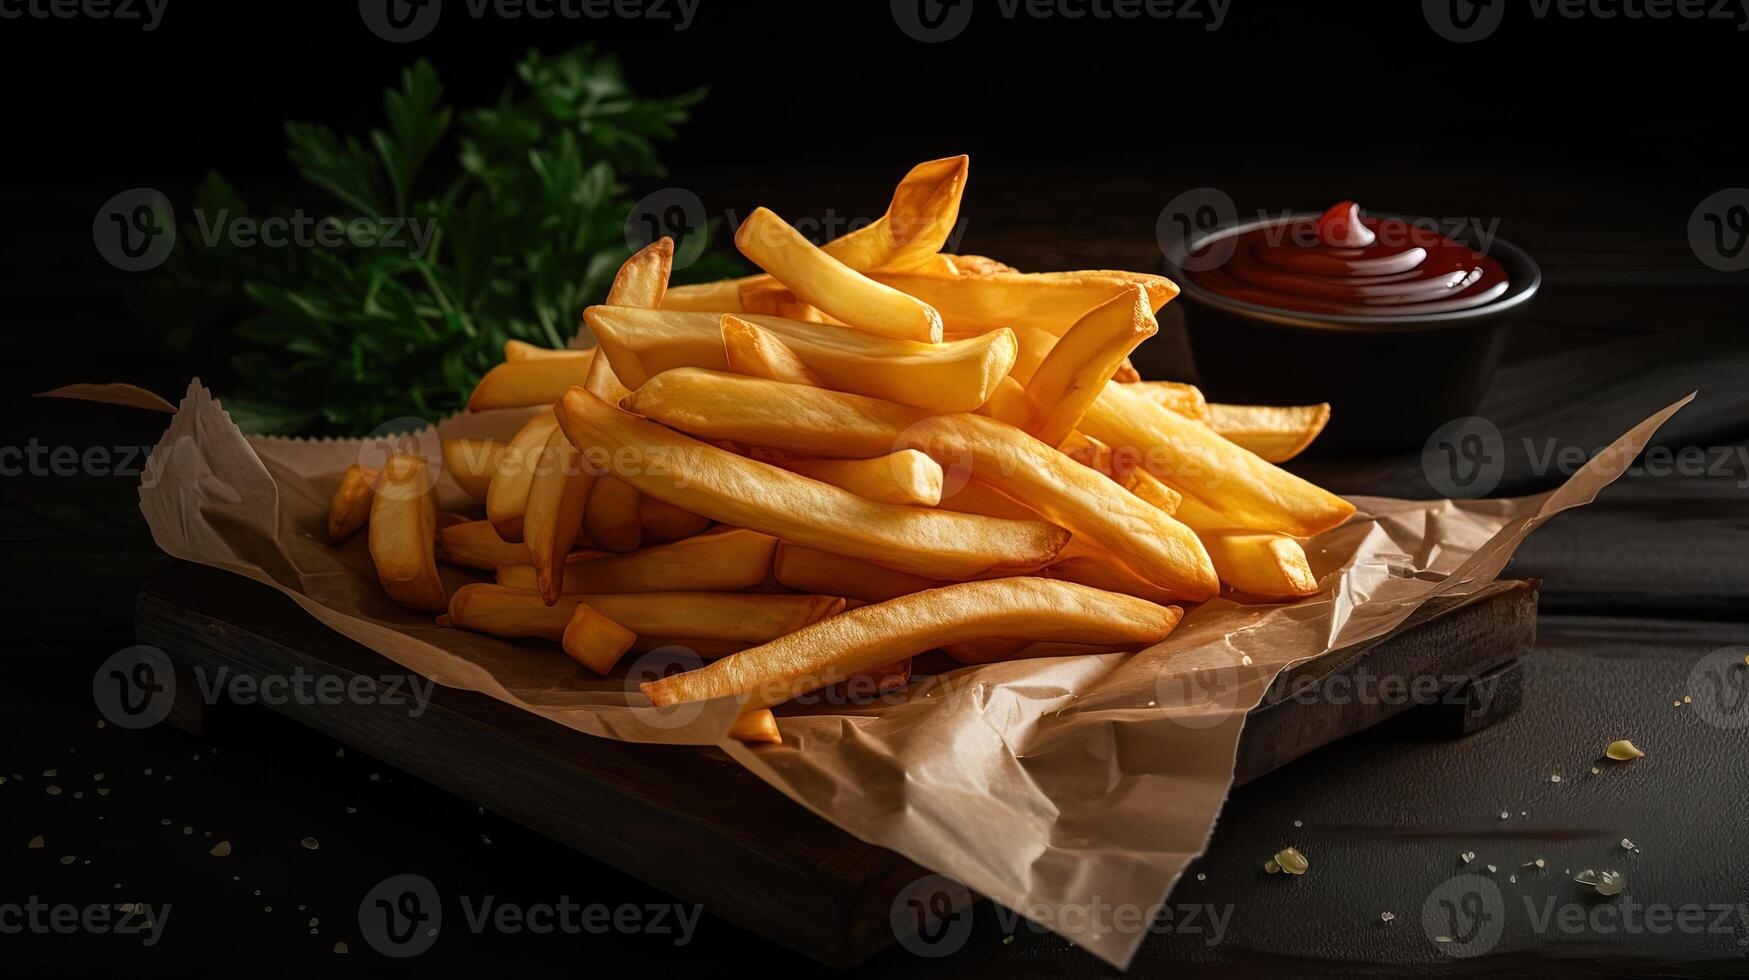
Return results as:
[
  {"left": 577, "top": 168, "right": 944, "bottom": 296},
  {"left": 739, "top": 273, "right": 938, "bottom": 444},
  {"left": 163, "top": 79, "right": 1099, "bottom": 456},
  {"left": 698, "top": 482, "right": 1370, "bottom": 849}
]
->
[{"left": 131, "top": 379, "right": 1691, "bottom": 968}]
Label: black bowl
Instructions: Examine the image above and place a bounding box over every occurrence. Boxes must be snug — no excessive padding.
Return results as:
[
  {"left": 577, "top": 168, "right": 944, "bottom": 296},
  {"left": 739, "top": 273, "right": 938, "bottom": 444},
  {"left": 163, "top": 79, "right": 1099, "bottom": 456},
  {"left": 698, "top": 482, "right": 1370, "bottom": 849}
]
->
[{"left": 1150, "top": 212, "right": 1540, "bottom": 453}]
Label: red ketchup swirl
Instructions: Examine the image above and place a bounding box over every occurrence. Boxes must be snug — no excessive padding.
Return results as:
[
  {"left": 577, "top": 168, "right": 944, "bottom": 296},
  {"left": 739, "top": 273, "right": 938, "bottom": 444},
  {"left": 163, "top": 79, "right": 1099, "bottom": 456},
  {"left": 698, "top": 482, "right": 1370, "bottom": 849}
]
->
[{"left": 1188, "top": 202, "right": 1510, "bottom": 316}]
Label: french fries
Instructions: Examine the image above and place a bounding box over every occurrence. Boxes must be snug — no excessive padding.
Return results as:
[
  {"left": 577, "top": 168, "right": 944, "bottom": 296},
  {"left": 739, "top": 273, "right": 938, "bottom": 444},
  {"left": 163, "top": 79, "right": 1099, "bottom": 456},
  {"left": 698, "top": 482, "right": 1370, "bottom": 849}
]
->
[
  {"left": 436, "top": 520, "right": 534, "bottom": 571},
  {"left": 497, "top": 528, "right": 776, "bottom": 595},
  {"left": 639, "top": 496, "right": 712, "bottom": 541},
  {"left": 442, "top": 439, "right": 505, "bottom": 500},
  {"left": 735, "top": 207, "right": 944, "bottom": 343},
  {"left": 585, "top": 306, "right": 1014, "bottom": 414},
  {"left": 328, "top": 464, "right": 375, "bottom": 542},
  {"left": 1083, "top": 382, "right": 1355, "bottom": 537},
  {"left": 1023, "top": 285, "right": 1156, "bottom": 447},
  {"left": 761, "top": 450, "right": 944, "bottom": 507},
  {"left": 368, "top": 455, "right": 447, "bottom": 612},
  {"left": 485, "top": 411, "right": 560, "bottom": 542},
  {"left": 556, "top": 387, "right": 1068, "bottom": 580},
  {"left": 334, "top": 155, "right": 1358, "bottom": 728},
  {"left": 467, "top": 351, "right": 595, "bottom": 412},
  {"left": 447, "top": 584, "right": 844, "bottom": 644},
  {"left": 523, "top": 428, "right": 594, "bottom": 603},
  {"left": 1206, "top": 403, "right": 1332, "bottom": 464},
  {"left": 641, "top": 579, "right": 1183, "bottom": 709},
  {"left": 875, "top": 270, "right": 1177, "bottom": 336},
  {"left": 561, "top": 603, "right": 639, "bottom": 674},
  {"left": 720, "top": 314, "right": 822, "bottom": 385},
  {"left": 607, "top": 238, "right": 674, "bottom": 308},
  {"left": 625, "top": 369, "right": 1218, "bottom": 599}
]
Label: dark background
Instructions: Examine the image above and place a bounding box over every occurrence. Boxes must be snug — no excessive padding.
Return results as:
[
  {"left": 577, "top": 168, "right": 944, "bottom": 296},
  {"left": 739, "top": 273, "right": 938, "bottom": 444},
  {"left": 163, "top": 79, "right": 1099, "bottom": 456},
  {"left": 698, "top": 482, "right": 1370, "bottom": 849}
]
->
[{"left": 4, "top": 2, "right": 1748, "bottom": 977}]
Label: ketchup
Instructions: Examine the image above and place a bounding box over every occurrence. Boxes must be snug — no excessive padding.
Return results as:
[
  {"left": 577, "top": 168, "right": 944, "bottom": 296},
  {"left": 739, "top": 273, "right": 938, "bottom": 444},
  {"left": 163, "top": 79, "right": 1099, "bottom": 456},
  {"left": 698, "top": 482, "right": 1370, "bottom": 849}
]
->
[{"left": 1188, "top": 202, "right": 1510, "bottom": 317}]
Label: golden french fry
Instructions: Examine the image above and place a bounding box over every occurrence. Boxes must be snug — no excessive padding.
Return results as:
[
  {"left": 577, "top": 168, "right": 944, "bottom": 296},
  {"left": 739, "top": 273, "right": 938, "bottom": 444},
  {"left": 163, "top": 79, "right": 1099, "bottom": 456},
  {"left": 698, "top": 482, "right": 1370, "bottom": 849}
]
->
[
  {"left": 940, "top": 253, "right": 1017, "bottom": 276},
  {"left": 735, "top": 207, "right": 944, "bottom": 343},
  {"left": 1132, "top": 380, "right": 1209, "bottom": 421},
  {"left": 586, "top": 306, "right": 1014, "bottom": 413},
  {"left": 975, "top": 376, "right": 1034, "bottom": 429},
  {"left": 834, "top": 658, "right": 913, "bottom": 699},
  {"left": 1084, "top": 382, "right": 1355, "bottom": 537},
  {"left": 936, "top": 477, "right": 1047, "bottom": 524},
  {"left": 1041, "top": 552, "right": 1180, "bottom": 605},
  {"left": 765, "top": 450, "right": 944, "bottom": 507},
  {"left": 584, "top": 476, "right": 643, "bottom": 553},
  {"left": 524, "top": 428, "right": 595, "bottom": 604},
  {"left": 367, "top": 455, "right": 446, "bottom": 612},
  {"left": 447, "top": 584, "right": 844, "bottom": 643},
  {"left": 486, "top": 411, "right": 559, "bottom": 542},
  {"left": 556, "top": 387, "right": 1067, "bottom": 580},
  {"left": 1058, "top": 431, "right": 1114, "bottom": 476},
  {"left": 1207, "top": 403, "right": 1332, "bottom": 463},
  {"left": 899, "top": 253, "right": 960, "bottom": 277},
  {"left": 1114, "top": 464, "right": 1181, "bottom": 515},
  {"left": 497, "top": 528, "right": 777, "bottom": 595},
  {"left": 606, "top": 238, "right": 674, "bottom": 308},
  {"left": 624, "top": 371, "right": 1216, "bottom": 599},
  {"left": 1200, "top": 530, "right": 1319, "bottom": 598},
  {"left": 728, "top": 708, "right": 782, "bottom": 745},
  {"left": 467, "top": 351, "right": 596, "bottom": 412},
  {"left": 660, "top": 276, "right": 750, "bottom": 312},
  {"left": 1110, "top": 358, "right": 1141, "bottom": 384},
  {"left": 720, "top": 314, "right": 823, "bottom": 385},
  {"left": 561, "top": 603, "right": 639, "bottom": 674},
  {"left": 772, "top": 544, "right": 947, "bottom": 602},
  {"left": 639, "top": 496, "right": 712, "bottom": 541},
  {"left": 505, "top": 339, "right": 590, "bottom": 361},
  {"left": 327, "top": 464, "right": 375, "bottom": 543},
  {"left": 441, "top": 438, "right": 505, "bottom": 501},
  {"left": 641, "top": 578, "right": 1183, "bottom": 709},
  {"left": 1023, "top": 285, "right": 1156, "bottom": 447},
  {"left": 436, "top": 519, "right": 533, "bottom": 570},
  {"left": 875, "top": 270, "right": 1177, "bottom": 336},
  {"left": 819, "top": 155, "right": 968, "bottom": 273},
  {"left": 997, "top": 324, "right": 1061, "bottom": 387}
]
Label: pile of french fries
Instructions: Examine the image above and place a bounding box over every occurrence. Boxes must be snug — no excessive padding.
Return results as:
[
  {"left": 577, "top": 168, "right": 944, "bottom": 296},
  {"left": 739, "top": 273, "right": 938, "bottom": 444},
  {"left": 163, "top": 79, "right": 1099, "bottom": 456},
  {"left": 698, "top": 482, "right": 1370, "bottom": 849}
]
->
[{"left": 329, "top": 156, "right": 1355, "bottom": 745}]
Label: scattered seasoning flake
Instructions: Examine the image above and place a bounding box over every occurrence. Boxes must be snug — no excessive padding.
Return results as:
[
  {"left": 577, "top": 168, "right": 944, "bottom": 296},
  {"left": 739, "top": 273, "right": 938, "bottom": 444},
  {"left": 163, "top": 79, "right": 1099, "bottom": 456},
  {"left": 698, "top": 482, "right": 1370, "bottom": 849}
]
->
[
  {"left": 1434, "top": 935, "right": 1454, "bottom": 943},
  {"left": 1606, "top": 740, "right": 1645, "bottom": 761},
  {"left": 1263, "top": 859, "right": 1280, "bottom": 874},
  {"left": 1379, "top": 911, "right": 1395, "bottom": 923},
  {"left": 1591, "top": 766, "right": 1601, "bottom": 775},
  {"left": 60, "top": 855, "right": 75, "bottom": 865},
  {"left": 182, "top": 827, "right": 193, "bottom": 836},
  {"left": 210, "top": 841, "right": 232, "bottom": 857},
  {"left": 480, "top": 835, "right": 492, "bottom": 846},
  {"left": 1550, "top": 774, "right": 1562, "bottom": 783},
  {"left": 1499, "top": 811, "right": 1509, "bottom": 820},
  {"left": 1275, "top": 847, "right": 1309, "bottom": 876},
  {"left": 43, "top": 769, "right": 57, "bottom": 777},
  {"left": 1672, "top": 700, "right": 1682, "bottom": 708},
  {"left": 1508, "top": 875, "right": 1517, "bottom": 884},
  {"left": 1003, "top": 935, "right": 1014, "bottom": 944},
  {"left": 1486, "top": 864, "right": 1498, "bottom": 874},
  {"left": 1293, "top": 820, "right": 1303, "bottom": 828},
  {"left": 368, "top": 773, "right": 380, "bottom": 782},
  {"left": 1196, "top": 873, "right": 1206, "bottom": 881},
  {"left": 160, "top": 819, "right": 171, "bottom": 826},
  {"left": 97, "top": 720, "right": 106, "bottom": 729},
  {"left": 143, "top": 769, "right": 152, "bottom": 776},
  {"left": 334, "top": 943, "right": 349, "bottom": 955},
  {"left": 1620, "top": 838, "right": 1636, "bottom": 851},
  {"left": 1574, "top": 869, "right": 1626, "bottom": 896},
  {"left": 73, "top": 792, "right": 84, "bottom": 799},
  {"left": 97, "top": 789, "right": 109, "bottom": 797},
  {"left": 308, "top": 917, "right": 319, "bottom": 927},
  {"left": 29, "top": 836, "right": 44, "bottom": 849},
  {"left": 46, "top": 786, "right": 62, "bottom": 796},
  {"left": 1683, "top": 695, "right": 1692, "bottom": 704},
  {"left": 345, "top": 807, "right": 357, "bottom": 815},
  {"left": 1461, "top": 851, "right": 1476, "bottom": 864},
  {"left": 93, "top": 773, "right": 104, "bottom": 782},
  {"left": 300, "top": 837, "right": 320, "bottom": 851}
]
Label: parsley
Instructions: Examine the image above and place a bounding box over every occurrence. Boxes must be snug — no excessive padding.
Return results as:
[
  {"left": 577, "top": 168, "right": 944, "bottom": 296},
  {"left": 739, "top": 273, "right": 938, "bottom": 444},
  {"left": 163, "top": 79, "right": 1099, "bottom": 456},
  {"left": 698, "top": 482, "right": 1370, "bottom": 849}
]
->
[{"left": 135, "top": 46, "right": 741, "bottom": 436}]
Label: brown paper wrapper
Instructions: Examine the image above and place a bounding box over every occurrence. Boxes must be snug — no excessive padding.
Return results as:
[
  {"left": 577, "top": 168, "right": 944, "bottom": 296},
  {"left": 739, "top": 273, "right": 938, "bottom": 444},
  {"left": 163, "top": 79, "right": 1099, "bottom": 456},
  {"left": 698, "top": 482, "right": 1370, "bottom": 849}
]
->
[{"left": 132, "top": 379, "right": 1691, "bottom": 968}]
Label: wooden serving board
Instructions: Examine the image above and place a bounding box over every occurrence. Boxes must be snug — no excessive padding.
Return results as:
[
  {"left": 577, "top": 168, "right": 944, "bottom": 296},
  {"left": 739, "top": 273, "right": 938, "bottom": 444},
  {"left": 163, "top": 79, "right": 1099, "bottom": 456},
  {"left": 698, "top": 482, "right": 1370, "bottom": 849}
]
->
[{"left": 132, "top": 562, "right": 1537, "bottom": 968}]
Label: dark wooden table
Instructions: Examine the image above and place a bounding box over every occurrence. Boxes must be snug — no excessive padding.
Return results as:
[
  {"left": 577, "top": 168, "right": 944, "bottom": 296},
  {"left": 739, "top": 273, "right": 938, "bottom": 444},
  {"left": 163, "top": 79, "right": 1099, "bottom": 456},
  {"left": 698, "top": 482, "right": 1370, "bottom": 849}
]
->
[{"left": 4, "top": 123, "right": 1748, "bottom": 975}]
